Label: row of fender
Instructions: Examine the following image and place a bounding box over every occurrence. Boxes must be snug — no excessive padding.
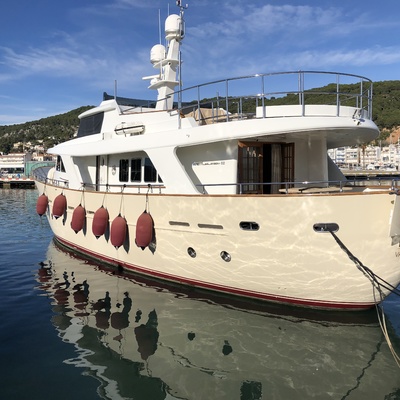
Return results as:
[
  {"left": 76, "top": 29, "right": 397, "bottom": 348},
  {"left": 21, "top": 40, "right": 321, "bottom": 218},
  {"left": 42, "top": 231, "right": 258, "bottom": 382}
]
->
[{"left": 36, "top": 193, "right": 153, "bottom": 250}]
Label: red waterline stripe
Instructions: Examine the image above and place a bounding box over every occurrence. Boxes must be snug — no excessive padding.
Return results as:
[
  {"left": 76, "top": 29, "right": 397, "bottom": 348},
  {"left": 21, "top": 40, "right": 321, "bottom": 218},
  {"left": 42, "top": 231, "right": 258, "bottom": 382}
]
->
[{"left": 55, "top": 235, "right": 374, "bottom": 311}]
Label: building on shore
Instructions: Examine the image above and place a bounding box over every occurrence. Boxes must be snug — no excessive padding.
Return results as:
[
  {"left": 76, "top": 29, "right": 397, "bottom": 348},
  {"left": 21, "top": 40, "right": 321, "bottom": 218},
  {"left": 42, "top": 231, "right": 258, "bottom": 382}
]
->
[
  {"left": 328, "top": 145, "right": 399, "bottom": 170},
  {"left": 0, "top": 152, "right": 56, "bottom": 178},
  {"left": 0, "top": 153, "right": 32, "bottom": 177}
]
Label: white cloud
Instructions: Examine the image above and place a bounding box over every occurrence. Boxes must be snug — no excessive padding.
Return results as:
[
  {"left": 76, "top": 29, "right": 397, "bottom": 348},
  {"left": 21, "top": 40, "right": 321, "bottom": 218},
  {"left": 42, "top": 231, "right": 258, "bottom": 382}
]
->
[
  {"left": 0, "top": 43, "right": 151, "bottom": 90},
  {"left": 1, "top": 0, "right": 399, "bottom": 124},
  {"left": 182, "top": 2, "right": 400, "bottom": 82},
  {"left": 290, "top": 47, "right": 400, "bottom": 69},
  {"left": 2, "top": 47, "right": 93, "bottom": 76}
]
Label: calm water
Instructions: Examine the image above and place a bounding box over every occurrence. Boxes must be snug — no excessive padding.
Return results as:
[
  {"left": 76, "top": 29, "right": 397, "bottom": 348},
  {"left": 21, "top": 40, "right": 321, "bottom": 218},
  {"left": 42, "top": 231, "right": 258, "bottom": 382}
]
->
[{"left": 1, "top": 189, "right": 400, "bottom": 400}]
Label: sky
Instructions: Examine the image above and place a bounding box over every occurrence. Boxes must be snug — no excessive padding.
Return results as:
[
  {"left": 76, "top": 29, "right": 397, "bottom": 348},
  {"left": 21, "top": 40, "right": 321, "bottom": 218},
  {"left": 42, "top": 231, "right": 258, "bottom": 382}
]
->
[{"left": 1, "top": 0, "right": 400, "bottom": 125}]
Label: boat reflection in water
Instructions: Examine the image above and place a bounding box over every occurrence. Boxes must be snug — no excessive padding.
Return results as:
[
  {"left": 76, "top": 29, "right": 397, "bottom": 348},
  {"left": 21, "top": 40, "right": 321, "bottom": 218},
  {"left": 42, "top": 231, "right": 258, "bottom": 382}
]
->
[{"left": 37, "top": 240, "right": 400, "bottom": 400}]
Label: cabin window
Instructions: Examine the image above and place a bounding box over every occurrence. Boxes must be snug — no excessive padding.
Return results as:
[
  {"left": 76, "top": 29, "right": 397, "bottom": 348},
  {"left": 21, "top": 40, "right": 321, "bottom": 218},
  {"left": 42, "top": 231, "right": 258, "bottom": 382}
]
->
[
  {"left": 130, "top": 159, "right": 141, "bottom": 182},
  {"left": 56, "top": 156, "right": 66, "bottom": 172},
  {"left": 119, "top": 159, "right": 129, "bottom": 182},
  {"left": 143, "top": 157, "right": 163, "bottom": 183},
  {"left": 116, "top": 157, "right": 162, "bottom": 184},
  {"left": 144, "top": 158, "right": 158, "bottom": 183},
  {"left": 77, "top": 112, "right": 104, "bottom": 137}
]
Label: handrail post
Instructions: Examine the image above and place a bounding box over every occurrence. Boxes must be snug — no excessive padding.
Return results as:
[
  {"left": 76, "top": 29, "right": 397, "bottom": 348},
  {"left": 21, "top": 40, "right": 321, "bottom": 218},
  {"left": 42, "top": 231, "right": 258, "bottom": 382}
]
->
[
  {"left": 261, "top": 75, "right": 265, "bottom": 118},
  {"left": 197, "top": 86, "right": 201, "bottom": 123},
  {"left": 369, "top": 83, "right": 373, "bottom": 120},
  {"left": 336, "top": 74, "right": 340, "bottom": 117},
  {"left": 299, "top": 72, "right": 305, "bottom": 116},
  {"left": 225, "top": 79, "right": 229, "bottom": 122}
]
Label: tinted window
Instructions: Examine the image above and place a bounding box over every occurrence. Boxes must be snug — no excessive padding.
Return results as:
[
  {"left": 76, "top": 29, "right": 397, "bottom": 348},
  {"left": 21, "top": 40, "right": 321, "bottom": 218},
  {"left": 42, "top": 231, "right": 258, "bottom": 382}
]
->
[
  {"left": 119, "top": 159, "right": 129, "bottom": 182},
  {"left": 130, "top": 159, "right": 141, "bottom": 182},
  {"left": 144, "top": 158, "right": 157, "bottom": 182},
  {"left": 56, "top": 155, "right": 66, "bottom": 172},
  {"left": 77, "top": 113, "right": 104, "bottom": 137}
]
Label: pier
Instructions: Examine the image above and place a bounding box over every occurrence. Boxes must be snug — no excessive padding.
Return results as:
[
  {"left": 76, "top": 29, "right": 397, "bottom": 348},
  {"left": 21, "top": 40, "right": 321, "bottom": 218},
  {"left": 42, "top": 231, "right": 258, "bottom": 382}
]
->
[
  {"left": 342, "top": 169, "right": 400, "bottom": 180},
  {"left": 0, "top": 177, "right": 35, "bottom": 189}
]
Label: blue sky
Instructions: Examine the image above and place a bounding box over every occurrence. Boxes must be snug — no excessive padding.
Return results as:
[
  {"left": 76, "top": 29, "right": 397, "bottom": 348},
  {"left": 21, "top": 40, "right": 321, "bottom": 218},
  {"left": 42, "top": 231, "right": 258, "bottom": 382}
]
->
[{"left": 1, "top": 0, "right": 400, "bottom": 125}]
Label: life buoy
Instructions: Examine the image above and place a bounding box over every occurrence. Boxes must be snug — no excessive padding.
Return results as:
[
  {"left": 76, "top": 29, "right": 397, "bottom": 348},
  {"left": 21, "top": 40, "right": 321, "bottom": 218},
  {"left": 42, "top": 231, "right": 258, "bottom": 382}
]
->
[
  {"left": 71, "top": 205, "right": 86, "bottom": 233},
  {"left": 52, "top": 194, "right": 67, "bottom": 219},
  {"left": 135, "top": 211, "right": 154, "bottom": 250},
  {"left": 110, "top": 214, "right": 127, "bottom": 249},
  {"left": 92, "top": 206, "right": 109, "bottom": 238},
  {"left": 36, "top": 194, "right": 48, "bottom": 216}
]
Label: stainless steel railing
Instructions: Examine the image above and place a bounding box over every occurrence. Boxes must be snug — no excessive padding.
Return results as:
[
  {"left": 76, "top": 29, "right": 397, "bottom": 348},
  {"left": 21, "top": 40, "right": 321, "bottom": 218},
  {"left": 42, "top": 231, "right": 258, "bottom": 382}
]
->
[
  {"left": 34, "top": 174, "right": 399, "bottom": 195},
  {"left": 170, "top": 70, "right": 373, "bottom": 126}
]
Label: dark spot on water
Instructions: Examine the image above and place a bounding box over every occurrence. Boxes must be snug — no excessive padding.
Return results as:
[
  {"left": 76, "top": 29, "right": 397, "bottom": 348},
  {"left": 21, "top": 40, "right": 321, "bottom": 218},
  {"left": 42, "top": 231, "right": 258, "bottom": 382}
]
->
[{"left": 222, "top": 340, "right": 233, "bottom": 355}]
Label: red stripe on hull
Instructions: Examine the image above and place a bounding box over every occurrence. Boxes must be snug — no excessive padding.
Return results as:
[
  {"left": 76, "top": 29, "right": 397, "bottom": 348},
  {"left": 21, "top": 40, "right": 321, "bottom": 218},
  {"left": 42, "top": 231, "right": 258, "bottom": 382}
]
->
[{"left": 54, "top": 235, "right": 375, "bottom": 311}]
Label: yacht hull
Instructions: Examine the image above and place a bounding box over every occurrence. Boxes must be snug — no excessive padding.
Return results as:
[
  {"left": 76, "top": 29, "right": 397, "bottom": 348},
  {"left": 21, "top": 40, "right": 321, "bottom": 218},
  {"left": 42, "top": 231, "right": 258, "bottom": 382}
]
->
[{"left": 36, "top": 181, "right": 400, "bottom": 310}]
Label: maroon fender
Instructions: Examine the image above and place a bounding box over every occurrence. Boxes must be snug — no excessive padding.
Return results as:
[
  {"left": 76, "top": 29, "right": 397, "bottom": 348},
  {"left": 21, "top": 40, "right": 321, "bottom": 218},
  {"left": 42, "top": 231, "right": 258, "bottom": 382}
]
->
[
  {"left": 110, "top": 215, "right": 127, "bottom": 249},
  {"left": 92, "top": 207, "right": 109, "bottom": 238},
  {"left": 71, "top": 205, "right": 86, "bottom": 233},
  {"left": 135, "top": 211, "right": 154, "bottom": 250},
  {"left": 52, "top": 194, "right": 66, "bottom": 219},
  {"left": 36, "top": 194, "right": 48, "bottom": 216}
]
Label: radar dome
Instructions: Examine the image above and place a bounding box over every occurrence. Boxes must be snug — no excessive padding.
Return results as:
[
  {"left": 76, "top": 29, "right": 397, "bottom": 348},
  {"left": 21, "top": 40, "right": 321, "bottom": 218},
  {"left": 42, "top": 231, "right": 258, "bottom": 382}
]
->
[
  {"left": 165, "top": 14, "right": 183, "bottom": 41},
  {"left": 150, "top": 44, "right": 166, "bottom": 66}
]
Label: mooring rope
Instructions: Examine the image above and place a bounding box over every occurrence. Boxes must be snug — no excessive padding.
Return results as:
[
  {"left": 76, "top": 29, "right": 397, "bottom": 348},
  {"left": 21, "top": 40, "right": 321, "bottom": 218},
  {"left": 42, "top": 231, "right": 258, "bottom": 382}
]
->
[{"left": 329, "top": 230, "right": 400, "bottom": 367}]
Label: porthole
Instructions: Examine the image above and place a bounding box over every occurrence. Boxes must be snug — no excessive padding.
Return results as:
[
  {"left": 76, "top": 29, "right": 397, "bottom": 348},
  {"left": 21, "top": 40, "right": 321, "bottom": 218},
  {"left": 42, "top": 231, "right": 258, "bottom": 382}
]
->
[
  {"left": 198, "top": 223, "right": 223, "bottom": 230},
  {"left": 187, "top": 247, "right": 196, "bottom": 258},
  {"left": 239, "top": 221, "right": 259, "bottom": 231},
  {"left": 169, "top": 221, "right": 190, "bottom": 227},
  {"left": 220, "top": 251, "right": 231, "bottom": 262},
  {"left": 313, "top": 223, "right": 339, "bottom": 233}
]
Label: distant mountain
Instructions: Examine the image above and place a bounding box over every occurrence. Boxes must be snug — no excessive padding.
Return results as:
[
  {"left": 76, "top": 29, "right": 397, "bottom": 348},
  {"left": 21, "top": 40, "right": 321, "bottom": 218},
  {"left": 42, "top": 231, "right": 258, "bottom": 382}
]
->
[
  {"left": 1, "top": 80, "right": 400, "bottom": 154},
  {"left": 0, "top": 106, "right": 92, "bottom": 154}
]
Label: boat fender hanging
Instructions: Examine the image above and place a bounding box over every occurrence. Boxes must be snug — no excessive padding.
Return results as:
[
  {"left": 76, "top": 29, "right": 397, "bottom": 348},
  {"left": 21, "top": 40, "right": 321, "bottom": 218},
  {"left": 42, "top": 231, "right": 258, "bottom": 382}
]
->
[
  {"left": 36, "top": 194, "right": 49, "bottom": 216},
  {"left": 135, "top": 210, "right": 154, "bottom": 250},
  {"left": 92, "top": 206, "right": 109, "bottom": 238},
  {"left": 71, "top": 205, "right": 86, "bottom": 233},
  {"left": 52, "top": 194, "right": 67, "bottom": 219},
  {"left": 110, "top": 214, "right": 127, "bottom": 249}
]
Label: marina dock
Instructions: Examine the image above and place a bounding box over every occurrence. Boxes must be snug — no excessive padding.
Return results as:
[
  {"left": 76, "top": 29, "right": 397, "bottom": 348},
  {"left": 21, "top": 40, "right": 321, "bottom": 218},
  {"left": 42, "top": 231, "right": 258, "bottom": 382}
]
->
[
  {"left": 342, "top": 170, "right": 400, "bottom": 180},
  {"left": 0, "top": 177, "right": 35, "bottom": 189}
]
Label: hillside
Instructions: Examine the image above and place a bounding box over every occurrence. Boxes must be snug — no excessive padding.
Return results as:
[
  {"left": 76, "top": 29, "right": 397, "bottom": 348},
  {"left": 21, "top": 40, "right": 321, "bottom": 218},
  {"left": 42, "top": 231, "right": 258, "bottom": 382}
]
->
[
  {"left": 0, "top": 106, "right": 92, "bottom": 154},
  {"left": 1, "top": 80, "right": 400, "bottom": 154}
]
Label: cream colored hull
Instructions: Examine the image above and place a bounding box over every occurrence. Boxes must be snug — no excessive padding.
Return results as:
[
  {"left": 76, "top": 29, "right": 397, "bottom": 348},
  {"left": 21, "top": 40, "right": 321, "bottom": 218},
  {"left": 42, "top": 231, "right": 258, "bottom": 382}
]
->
[{"left": 36, "top": 181, "right": 400, "bottom": 309}]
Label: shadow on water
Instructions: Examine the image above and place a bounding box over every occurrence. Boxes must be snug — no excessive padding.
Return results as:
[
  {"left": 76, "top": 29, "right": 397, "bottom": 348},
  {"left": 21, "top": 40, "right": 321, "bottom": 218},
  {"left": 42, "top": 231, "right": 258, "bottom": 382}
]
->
[{"left": 35, "top": 239, "right": 400, "bottom": 400}]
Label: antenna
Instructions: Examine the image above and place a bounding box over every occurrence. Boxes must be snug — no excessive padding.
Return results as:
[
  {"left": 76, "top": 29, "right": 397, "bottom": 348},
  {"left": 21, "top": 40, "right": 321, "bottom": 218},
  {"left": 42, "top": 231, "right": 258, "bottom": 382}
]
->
[
  {"left": 176, "top": 1, "right": 188, "bottom": 13},
  {"left": 176, "top": 1, "right": 188, "bottom": 124},
  {"left": 158, "top": 9, "right": 161, "bottom": 44}
]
